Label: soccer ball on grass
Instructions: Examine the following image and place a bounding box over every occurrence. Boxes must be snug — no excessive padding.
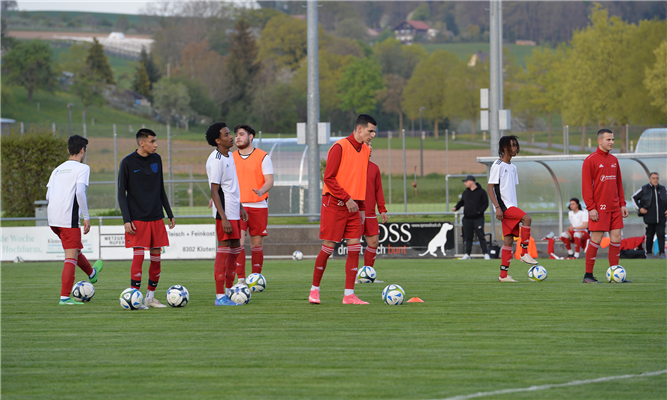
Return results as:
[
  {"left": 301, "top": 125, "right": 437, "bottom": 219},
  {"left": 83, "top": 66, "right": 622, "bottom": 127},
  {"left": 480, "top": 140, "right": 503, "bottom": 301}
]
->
[
  {"left": 356, "top": 266, "right": 377, "bottom": 283},
  {"left": 527, "top": 265, "right": 548, "bottom": 282},
  {"left": 292, "top": 251, "right": 303, "bottom": 261},
  {"left": 606, "top": 265, "right": 627, "bottom": 283},
  {"left": 119, "top": 288, "right": 144, "bottom": 310},
  {"left": 246, "top": 273, "right": 266, "bottom": 293},
  {"left": 166, "top": 285, "right": 189, "bottom": 307},
  {"left": 382, "top": 284, "right": 405, "bottom": 305},
  {"left": 230, "top": 283, "right": 251, "bottom": 304},
  {"left": 71, "top": 281, "right": 95, "bottom": 302}
]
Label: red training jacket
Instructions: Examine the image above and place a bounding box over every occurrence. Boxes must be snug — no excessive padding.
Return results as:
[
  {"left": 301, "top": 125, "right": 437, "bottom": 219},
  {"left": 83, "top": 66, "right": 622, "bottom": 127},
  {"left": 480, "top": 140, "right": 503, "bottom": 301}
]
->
[
  {"left": 365, "top": 161, "right": 387, "bottom": 217},
  {"left": 582, "top": 147, "right": 626, "bottom": 213}
]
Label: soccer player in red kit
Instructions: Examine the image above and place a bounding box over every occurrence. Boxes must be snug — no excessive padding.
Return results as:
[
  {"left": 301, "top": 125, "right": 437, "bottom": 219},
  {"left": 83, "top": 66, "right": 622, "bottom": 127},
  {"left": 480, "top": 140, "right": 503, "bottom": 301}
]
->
[
  {"left": 361, "top": 141, "right": 388, "bottom": 272},
  {"left": 118, "top": 129, "right": 175, "bottom": 308},
  {"left": 309, "top": 114, "right": 376, "bottom": 305},
  {"left": 47, "top": 135, "right": 103, "bottom": 305},
  {"left": 488, "top": 135, "right": 538, "bottom": 283},
  {"left": 581, "top": 129, "right": 629, "bottom": 283}
]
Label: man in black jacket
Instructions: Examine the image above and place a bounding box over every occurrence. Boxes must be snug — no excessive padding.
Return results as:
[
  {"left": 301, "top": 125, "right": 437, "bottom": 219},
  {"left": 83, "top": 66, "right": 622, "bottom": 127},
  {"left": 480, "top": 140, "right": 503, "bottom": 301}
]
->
[
  {"left": 632, "top": 172, "right": 667, "bottom": 259},
  {"left": 452, "top": 175, "right": 490, "bottom": 260}
]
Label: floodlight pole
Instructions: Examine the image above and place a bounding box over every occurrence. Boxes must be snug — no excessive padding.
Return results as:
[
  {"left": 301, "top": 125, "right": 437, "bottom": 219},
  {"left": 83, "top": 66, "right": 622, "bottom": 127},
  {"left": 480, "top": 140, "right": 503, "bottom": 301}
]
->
[
  {"left": 307, "top": 1, "right": 320, "bottom": 222},
  {"left": 490, "top": 0, "right": 500, "bottom": 157}
]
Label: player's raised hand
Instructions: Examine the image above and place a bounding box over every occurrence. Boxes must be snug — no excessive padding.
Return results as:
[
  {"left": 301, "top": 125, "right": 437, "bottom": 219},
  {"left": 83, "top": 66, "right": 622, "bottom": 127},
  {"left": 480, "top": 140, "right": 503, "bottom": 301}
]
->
[
  {"left": 124, "top": 222, "right": 136, "bottom": 235},
  {"left": 589, "top": 209, "right": 599, "bottom": 222},
  {"left": 346, "top": 198, "right": 359, "bottom": 213},
  {"left": 251, "top": 188, "right": 262, "bottom": 197},
  {"left": 83, "top": 220, "right": 91, "bottom": 235}
]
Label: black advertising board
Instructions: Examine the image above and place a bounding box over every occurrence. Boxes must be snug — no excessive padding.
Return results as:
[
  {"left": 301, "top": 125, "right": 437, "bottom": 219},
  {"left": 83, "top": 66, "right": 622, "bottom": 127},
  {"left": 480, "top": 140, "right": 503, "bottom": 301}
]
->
[{"left": 333, "top": 222, "right": 456, "bottom": 259}]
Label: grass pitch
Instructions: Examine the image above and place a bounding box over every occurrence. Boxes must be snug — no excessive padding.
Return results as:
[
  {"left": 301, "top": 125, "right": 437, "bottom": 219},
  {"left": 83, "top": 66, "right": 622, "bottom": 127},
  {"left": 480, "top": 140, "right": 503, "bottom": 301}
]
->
[{"left": 2, "top": 258, "right": 665, "bottom": 399}]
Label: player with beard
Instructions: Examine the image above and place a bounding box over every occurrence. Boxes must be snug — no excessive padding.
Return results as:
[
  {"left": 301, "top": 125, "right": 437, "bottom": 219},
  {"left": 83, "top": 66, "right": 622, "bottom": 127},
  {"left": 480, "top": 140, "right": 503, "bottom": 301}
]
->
[{"left": 232, "top": 124, "right": 274, "bottom": 284}]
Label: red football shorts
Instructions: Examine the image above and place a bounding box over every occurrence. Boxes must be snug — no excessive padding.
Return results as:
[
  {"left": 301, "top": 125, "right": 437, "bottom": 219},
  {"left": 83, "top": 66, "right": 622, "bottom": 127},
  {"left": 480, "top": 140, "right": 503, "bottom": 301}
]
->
[
  {"left": 501, "top": 206, "right": 527, "bottom": 237},
  {"left": 589, "top": 210, "right": 623, "bottom": 232},
  {"left": 125, "top": 220, "right": 170, "bottom": 249},
  {"left": 319, "top": 195, "right": 363, "bottom": 242},
  {"left": 363, "top": 215, "right": 380, "bottom": 237},
  {"left": 51, "top": 227, "right": 83, "bottom": 250},
  {"left": 216, "top": 219, "right": 241, "bottom": 241},
  {"left": 239, "top": 207, "right": 268, "bottom": 236}
]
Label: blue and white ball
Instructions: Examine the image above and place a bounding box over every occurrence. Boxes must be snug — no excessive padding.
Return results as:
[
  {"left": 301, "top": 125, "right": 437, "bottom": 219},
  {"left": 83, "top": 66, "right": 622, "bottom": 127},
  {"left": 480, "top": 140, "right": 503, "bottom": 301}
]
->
[
  {"left": 246, "top": 273, "right": 266, "bottom": 293},
  {"left": 357, "top": 266, "right": 377, "bottom": 283},
  {"left": 292, "top": 251, "right": 303, "bottom": 261},
  {"left": 527, "top": 265, "right": 548, "bottom": 282},
  {"left": 382, "top": 284, "right": 405, "bottom": 305},
  {"left": 166, "top": 285, "right": 189, "bottom": 307},
  {"left": 606, "top": 265, "right": 627, "bottom": 283},
  {"left": 230, "top": 283, "right": 251, "bottom": 304},
  {"left": 119, "top": 288, "right": 143, "bottom": 310},
  {"left": 71, "top": 281, "right": 95, "bottom": 302}
]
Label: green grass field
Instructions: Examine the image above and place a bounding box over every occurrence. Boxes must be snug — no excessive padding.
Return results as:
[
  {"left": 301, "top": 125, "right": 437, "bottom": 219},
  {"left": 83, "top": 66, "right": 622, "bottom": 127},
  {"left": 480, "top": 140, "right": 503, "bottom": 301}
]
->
[{"left": 2, "top": 258, "right": 665, "bottom": 399}]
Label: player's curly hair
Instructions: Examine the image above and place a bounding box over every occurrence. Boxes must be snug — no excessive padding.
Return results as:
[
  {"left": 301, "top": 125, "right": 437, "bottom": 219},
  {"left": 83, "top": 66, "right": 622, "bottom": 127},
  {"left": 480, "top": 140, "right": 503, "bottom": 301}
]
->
[
  {"left": 498, "top": 135, "right": 520, "bottom": 158},
  {"left": 206, "top": 122, "right": 228, "bottom": 147}
]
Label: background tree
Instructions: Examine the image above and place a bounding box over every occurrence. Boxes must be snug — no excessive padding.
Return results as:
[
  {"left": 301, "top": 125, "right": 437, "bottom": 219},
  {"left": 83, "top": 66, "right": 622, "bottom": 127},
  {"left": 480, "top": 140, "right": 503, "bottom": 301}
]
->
[
  {"left": 86, "top": 38, "right": 115, "bottom": 84},
  {"left": 139, "top": 47, "right": 161, "bottom": 91},
  {"left": 132, "top": 63, "right": 152, "bottom": 100},
  {"left": 644, "top": 40, "right": 667, "bottom": 116},
  {"left": 2, "top": 40, "right": 56, "bottom": 101},
  {"left": 457, "top": 57, "right": 489, "bottom": 141},
  {"left": 223, "top": 18, "right": 261, "bottom": 121},
  {"left": 376, "top": 74, "right": 406, "bottom": 134},
  {"left": 152, "top": 79, "right": 193, "bottom": 129},
  {"left": 337, "top": 56, "right": 384, "bottom": 115}
]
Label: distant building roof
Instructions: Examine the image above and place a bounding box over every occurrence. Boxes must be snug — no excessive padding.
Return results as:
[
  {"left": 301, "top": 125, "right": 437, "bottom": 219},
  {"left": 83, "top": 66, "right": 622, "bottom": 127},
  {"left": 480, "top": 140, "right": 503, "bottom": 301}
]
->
[
  {"left": 404, "top": 20, "right": 430, "bottom": 31},
  {"left": 293, "top": 14, "right": 306, "bottom": 20}
]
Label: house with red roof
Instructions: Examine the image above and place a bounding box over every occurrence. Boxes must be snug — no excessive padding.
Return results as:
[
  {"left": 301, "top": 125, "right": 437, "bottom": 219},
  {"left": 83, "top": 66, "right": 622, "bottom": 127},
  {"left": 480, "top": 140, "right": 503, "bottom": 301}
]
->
[{"left": 393, "top": 20, "right": 431, "bottom": 44}]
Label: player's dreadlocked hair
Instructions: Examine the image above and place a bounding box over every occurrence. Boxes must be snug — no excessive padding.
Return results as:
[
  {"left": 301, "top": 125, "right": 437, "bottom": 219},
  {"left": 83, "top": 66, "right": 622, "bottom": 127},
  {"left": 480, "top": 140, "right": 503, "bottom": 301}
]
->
[{"left": 498, "top": 135, "right": 520, "bottom": 158}]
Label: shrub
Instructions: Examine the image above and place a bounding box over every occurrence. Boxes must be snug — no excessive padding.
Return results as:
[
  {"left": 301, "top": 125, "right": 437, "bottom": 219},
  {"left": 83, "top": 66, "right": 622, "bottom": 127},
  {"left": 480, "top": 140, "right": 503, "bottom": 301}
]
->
[{"left": 1, "top": 127, "right": 68, "bottom": 217}]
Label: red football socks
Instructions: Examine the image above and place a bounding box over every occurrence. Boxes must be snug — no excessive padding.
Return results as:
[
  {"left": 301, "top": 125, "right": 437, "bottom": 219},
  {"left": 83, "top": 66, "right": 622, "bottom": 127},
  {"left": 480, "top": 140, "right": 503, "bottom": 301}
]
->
[
  {"left": 148, "top": 253, "right": 161, "bottom": 290},
  {"left": 226, "top": 246, "right": 242, "bottom": 288},
  {"left": 76, "top": 252, "right": 94, "bottom": 276},
  {"left": 215, "top": 246, "right": 229, "bottom": 294},
  {"left": 500, "top": 245, "right": 513, "bottom": 278},
  {"left": 61, "top": 258, "right": 77, "bottom": 296},
  {"left": 251, "top": 246, "right": 264, "bottom": 274},
  {"left": 345, "top": 243, "right": 362, "bottom": 290},
  {"left": 520, "top": 226, "right": 531, "bottom": 256},
  {"left": 236, "top": 247, "right": 247, "bottom": 279},
  {"left": 364, "top": 246, "right": 377, "bottom": 267},
  {"left": 585, "top": 241, "right": 600, "bottom": 274},
  {"left": 130, "top": 249, "right": 144, "bottom": 289},
  {"left": 312, "top": 245, "right": 334, "bottom": 287},
  {"left": 609, "top": 241, "right": 621, "bottom": 266}
]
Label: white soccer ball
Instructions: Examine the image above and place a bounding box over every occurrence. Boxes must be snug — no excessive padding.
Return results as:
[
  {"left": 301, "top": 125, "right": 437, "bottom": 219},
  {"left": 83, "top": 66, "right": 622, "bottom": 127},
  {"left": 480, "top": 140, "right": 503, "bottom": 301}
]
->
[
  {"left": 382, "top": 284, "right": 406, "bottom": 305},
  {"left": 166, "top": 285, "right": 189, "bottom": 307},
  {"left": 292, "top": 251, "right": 303, "bottom": 261},
  {"left": 527, "top": 265, "right": 548, "bottom": 282},
  {"left": 606, "top": 265, "right": 627, "bottom": 283},
  {"left": 71, "top": 281, "right": 95, "bottom": 302},
  {"left": 246, "top": 273, "right": 266, "bottom": 293},
  {"left": 357, "top": 266, "right": 377, "bottom": 283},
  {"left": 119, "top": 288, "right": 144, "bottom": 310},
  {"left": 230, "top": 283, "right": 251, "bottom": 304}
]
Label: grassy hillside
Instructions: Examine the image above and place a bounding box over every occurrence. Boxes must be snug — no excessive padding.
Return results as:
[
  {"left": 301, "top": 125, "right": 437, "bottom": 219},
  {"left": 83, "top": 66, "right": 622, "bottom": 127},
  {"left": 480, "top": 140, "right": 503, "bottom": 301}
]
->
[{"left": 422, "top": 42, "right": 539, "bottom": 67}]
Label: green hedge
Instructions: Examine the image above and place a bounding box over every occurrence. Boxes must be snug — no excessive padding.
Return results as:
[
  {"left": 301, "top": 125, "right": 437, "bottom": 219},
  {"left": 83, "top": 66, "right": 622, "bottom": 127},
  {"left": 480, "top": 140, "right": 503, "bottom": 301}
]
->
[{"left": 1, "top": 127, "right": 68, "bottom": 217}]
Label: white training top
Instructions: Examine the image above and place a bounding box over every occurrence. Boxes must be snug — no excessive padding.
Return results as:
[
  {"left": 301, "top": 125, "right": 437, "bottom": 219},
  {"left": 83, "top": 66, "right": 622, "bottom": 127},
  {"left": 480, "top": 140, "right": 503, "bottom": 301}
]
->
[
  {"left": 488, "top": 159, "right": 519, "bottom": 210},
  {"left": 568, "top": 209, "right": 589, "bottom": 230},
  {"left": 206, "top": 149, "right": 241, "bottom": 221},
  {"left": 46, "top": 160, "right": 90, "bottom": 228},
  {"left": 238, "top": 151, "right": 274, "bottom": 209}
]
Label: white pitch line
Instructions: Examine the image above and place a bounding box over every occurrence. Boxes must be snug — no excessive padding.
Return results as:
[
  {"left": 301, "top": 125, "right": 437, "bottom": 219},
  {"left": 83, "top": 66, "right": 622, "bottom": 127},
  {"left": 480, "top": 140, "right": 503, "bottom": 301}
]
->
[{"left": 433, "top": 370, "right": 667, "bottom": 400}]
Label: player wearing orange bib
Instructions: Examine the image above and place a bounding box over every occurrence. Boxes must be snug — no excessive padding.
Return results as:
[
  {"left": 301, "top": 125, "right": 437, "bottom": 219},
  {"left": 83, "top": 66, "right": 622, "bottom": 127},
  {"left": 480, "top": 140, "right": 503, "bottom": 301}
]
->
[
  {"left": 233, "top": 124, "right": 274, "bottom": 284},
  {"left": 309, "top": 114, "right": 376, "bottom": 305}
]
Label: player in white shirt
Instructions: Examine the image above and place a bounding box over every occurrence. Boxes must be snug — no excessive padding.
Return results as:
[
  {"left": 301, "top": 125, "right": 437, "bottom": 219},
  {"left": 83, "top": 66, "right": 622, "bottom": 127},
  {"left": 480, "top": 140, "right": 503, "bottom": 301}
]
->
[
  {"left": 205, "top": 122, "right": 248, "bottom": 306},
  {"left": 46, "top": 135, "right": 103, "bottom": 305},
  {"left": 232, "top": 124, "right": 274, "bottom": 284},
  {"left": 559, "top": 198, "right": 590, "bottom": 258},
  {"left": 488, "top": 135, "right": 538, "bottom": 283}
]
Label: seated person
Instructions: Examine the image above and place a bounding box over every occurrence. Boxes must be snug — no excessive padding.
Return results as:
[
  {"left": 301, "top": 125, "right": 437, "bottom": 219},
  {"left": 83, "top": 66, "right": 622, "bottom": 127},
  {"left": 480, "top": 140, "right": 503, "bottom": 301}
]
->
[{"left": 560, "top": 198, "right": 590, "bottom": 258}]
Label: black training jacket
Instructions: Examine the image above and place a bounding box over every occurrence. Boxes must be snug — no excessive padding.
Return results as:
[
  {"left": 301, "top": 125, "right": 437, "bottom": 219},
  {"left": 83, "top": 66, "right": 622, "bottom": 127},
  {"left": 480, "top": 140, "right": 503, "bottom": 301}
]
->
[
  {"left": 454, "top": 182, "right": 489, "bottom": 219},
  {"left": 118, "top": 151, "right": 174, "bottom": 223}
]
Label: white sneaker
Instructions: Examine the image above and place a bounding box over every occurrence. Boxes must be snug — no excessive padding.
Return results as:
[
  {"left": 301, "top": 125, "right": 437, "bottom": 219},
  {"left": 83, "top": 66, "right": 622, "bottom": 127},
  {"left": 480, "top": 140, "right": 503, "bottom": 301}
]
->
[
  {"left": 484, "top": 254, "right": 491, "bottom": 260},
  {"left": 574, "top": 252, "right": 580, "bottom": 259},
  {"left": 138, "top": 304, "right": 149, "bottom": 310},
  {"left": 459, "top": 254, "right": 471, "bottom": 260},
  {"left": 567, "top": 251, "right": 574, "bottom": 257},
  {"left": 145, "top": 297, "right": 168, "bottom": 308},
  {"left": 238, "top": 278, "right": 246, "bottom": 285},
  {"left": 498, "top": 275, "right": 518, "bottom": 282},
  {"left": 520, "top": 253, "right": 538, "bottom": 265}
]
